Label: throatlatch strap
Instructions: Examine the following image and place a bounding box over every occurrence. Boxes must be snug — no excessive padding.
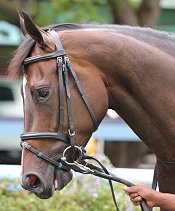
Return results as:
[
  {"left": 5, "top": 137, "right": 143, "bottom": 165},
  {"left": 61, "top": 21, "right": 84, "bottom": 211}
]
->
[
  {"left": 66, "top": 58, "right": 98, "bottom": 131},
  {"left": 49, "top": 29, "right": 98, "bottom": 132}
]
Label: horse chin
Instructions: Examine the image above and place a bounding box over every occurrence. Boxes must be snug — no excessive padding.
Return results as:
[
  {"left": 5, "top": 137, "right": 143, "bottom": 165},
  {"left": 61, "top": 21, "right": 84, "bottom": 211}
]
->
[
  {"left": 34, "top": 189, "right": 54, "bottom": 199},
  {"left": 54, "top": 169, "right": 73, "bottom": 191},
  {"left": 35, "top": 170, "right": 73, "bottom": 199}
]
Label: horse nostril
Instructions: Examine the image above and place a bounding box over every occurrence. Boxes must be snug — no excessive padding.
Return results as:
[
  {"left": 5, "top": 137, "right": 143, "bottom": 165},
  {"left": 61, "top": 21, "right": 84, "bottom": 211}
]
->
[{"left": 27, "top": 174, "right": 41, "bottom": 188}]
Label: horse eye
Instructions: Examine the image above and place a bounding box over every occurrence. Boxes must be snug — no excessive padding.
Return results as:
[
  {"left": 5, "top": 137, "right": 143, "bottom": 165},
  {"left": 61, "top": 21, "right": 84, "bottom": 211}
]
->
[
  {"left": 38, "top": 88, "right": 50, "bottom": 99},
  {"left": 32, "top": 87, "right": 50, "bottom": 103}
]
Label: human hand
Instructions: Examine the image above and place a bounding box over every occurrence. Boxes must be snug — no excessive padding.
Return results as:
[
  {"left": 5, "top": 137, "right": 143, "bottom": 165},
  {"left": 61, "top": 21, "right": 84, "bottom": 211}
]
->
[{"left": 123, "top": 182, "right": 159, "bottom": 208}]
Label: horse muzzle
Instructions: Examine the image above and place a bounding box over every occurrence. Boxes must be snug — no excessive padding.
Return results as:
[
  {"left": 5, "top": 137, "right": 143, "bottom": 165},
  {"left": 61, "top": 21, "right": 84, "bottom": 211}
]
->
[{"left": 21, "top": 169, "right": 73, "bottom": 199}]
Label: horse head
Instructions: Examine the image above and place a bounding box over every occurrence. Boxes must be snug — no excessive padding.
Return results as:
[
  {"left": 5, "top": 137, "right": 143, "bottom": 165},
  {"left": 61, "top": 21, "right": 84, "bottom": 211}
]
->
[{"left": 18, "top": 11, "right": 109, "bottom": 199}]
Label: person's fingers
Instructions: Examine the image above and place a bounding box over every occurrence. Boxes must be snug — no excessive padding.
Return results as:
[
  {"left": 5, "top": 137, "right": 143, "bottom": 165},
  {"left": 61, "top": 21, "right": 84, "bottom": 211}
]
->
[
  {"left": 123, "top": 185, "right": 139, "bottom": 194},
  {"left": 133, "top": 201, "right": 140, "bottom": 206},
  {"left": 123, "top": 186, "right": 128, "bottom": 195},
  {"left": 129, "top": 192, "right": 139, "bottom": 199},
  {"left": 131, "top": 195, "right": 142, "bottom": 204}
]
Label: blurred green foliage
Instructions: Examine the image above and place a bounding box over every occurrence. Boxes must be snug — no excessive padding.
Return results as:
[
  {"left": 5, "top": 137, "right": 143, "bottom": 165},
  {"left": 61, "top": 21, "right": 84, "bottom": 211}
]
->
[
  {"left": 0, "top": 176, "right": 141, "bottom": 211},
  {"left": 34, "top": 0, "right": 112, "bottom": 26}
]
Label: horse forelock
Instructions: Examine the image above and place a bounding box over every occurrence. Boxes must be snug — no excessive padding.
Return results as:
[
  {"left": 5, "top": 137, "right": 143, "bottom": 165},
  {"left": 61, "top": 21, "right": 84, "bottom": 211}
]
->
[{"left": 8, "top": 36, "right": 34, "bottom": 80}]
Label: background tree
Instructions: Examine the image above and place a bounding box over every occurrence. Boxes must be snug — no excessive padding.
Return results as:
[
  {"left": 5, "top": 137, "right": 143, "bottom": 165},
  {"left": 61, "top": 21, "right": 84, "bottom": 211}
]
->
[
  {"left": 0, "top": 0, "right": 161, "bottom": 28},
  {"left": 109, "top": 0, "right": 160, "bottom": 27}
]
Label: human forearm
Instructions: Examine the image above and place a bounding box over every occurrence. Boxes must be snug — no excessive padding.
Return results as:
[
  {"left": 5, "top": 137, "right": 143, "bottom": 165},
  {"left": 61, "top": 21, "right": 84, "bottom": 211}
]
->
[{"left": 156, "top": 192, "right": 175, "bottom": 211}]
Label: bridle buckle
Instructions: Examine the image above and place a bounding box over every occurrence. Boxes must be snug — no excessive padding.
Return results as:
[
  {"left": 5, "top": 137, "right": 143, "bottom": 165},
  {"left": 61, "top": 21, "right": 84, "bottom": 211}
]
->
[{"left": 68, "top": 129, "right": 75, "bottom": 137}]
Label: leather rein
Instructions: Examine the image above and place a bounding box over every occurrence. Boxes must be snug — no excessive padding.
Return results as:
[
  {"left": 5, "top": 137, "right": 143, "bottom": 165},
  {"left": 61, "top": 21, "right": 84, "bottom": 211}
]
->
[{"left": 20, "top": 30, "right": 150, "bottom": 211}]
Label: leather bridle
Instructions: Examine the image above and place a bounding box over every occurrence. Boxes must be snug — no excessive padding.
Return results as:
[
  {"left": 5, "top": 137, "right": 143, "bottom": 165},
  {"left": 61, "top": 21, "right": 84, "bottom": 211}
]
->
[
  {"left": 21, "top": 30, "right": 98, "bottom": 145},
  {"left": 20, "top": 30, "right": 150, "bottom": 211},
  {"left": 20, "top": 30, "right": 98, "bottom": 170}
]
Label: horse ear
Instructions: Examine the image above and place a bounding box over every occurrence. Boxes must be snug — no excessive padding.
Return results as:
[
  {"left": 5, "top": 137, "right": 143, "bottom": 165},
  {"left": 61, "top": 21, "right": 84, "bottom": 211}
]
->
[
  {"left": 18, "top": 10, "right": 28, "bottom": 36},
  {"left": 18, "top": 10, "right": 48, "bottom": 48}
]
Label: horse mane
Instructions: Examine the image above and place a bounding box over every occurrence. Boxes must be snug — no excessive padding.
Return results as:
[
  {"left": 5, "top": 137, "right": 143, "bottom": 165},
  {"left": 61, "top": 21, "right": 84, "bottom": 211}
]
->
[{"left": 8, "top": 23, "right": 175, "bottom": 80}]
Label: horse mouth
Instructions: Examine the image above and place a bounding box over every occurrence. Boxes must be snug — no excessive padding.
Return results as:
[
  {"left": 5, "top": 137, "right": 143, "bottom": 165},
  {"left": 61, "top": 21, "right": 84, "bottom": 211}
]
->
[
  {"left": 54, "top": 169, "right": 73, "bottom": 191},
  {"left": 42, "top": 169, "right": 73, "bottom": 199}
]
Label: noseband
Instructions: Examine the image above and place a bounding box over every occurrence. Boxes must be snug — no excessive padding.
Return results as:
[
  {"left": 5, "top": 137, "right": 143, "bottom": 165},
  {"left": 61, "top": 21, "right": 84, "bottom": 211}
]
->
[{"left": 20, "top": 30, "right": 98, "bottom": 170}]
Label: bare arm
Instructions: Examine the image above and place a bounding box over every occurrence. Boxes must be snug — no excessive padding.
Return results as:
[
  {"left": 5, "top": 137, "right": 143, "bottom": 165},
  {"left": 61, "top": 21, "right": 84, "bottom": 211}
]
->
[{"left": 123, "top": 183, "right": 175, "bottom": 211}]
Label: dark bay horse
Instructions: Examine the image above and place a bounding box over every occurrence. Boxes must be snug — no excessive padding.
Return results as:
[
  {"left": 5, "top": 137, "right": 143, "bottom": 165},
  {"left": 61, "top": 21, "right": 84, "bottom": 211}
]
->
[{"left": 9, "top": 11, "right": 175, "bottom": 210}]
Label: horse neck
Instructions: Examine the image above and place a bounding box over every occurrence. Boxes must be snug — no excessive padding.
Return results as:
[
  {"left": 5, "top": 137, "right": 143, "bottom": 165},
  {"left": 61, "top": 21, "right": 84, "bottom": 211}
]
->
[
  {"left": 81, "top": 24, "right": 175, "bottom": 57},
  {"left": 61, "top": 29, "right": 175, "bottom": 161},
  {"left": 61, "top": 29, "right": 175, "bottom": 109}
]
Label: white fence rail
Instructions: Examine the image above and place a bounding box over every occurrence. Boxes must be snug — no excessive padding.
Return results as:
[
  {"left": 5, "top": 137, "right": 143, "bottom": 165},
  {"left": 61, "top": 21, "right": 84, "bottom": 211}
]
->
[{"left": 0, "top": 165, "right": 154, "bottom": 185}]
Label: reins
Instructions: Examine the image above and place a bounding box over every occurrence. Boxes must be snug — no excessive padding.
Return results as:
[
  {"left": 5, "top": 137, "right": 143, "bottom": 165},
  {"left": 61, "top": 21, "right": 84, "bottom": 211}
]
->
[
  {"left": 21, "top": 140, "right": 150, "bottom": 211},
  {"left": 20, "top": 29, "right": 150, "bottom": 211}
]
